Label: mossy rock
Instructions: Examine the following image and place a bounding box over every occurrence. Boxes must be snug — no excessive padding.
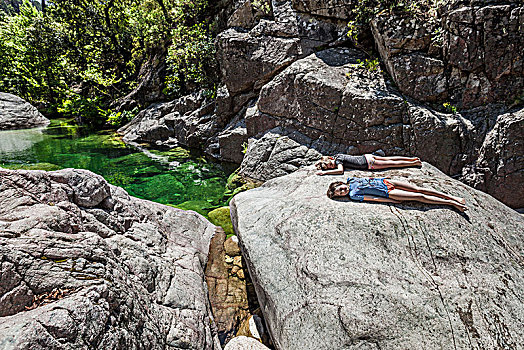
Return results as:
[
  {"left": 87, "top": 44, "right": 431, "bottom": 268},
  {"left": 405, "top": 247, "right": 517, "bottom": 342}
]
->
[
  {"left": 149, "top": 147, "right": 192, "bottom": 162},
  {"left": 80, "top": 133, "right": 126, "bottom": 148},
  {"left": 104, "top": 171, "right": 134, "bottom": 187},
  {"left": 0, "top": 162, "right": 62, "bottom": 171},
  {"left": 110, "top": 152, "right": 152, "bottom": 167},
  {"left": 208, "top": 206, "right": 235, "bottom": 236},
  {"left": 224, "top": 169, "right": 261, "bottom": 203}
]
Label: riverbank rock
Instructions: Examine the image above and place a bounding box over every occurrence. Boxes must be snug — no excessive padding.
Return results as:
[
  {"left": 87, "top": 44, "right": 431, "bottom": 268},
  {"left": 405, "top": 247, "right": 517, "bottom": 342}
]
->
[
  {"left": 0, "top": 168, "right": 221, "bottom": 349},
  {"left": 460, "top": 107, "right": 524, "bottom": 209},
  {"left": 230, "top": 163, "right": 524, "bottom": 349},
  {"left": 0, "top": 93, "right": 49, "bottom": 130},
  {"left": 238, "top": 45, "right": 523, "bottom": 208},
  {"left": 239, "top": 47, "right": 472, "bottom": 180},
  {"left": 371, "top": 2, "right": 523, "bottom": 108},
  {"left": 117, "top": 91, "right": 217, "bottom": 149}
]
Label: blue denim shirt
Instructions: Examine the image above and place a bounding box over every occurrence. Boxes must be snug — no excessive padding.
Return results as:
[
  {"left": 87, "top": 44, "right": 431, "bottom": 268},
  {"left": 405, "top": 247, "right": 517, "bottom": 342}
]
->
[{"left": 347, "top": 177, "right": 389, "bottom": 201}]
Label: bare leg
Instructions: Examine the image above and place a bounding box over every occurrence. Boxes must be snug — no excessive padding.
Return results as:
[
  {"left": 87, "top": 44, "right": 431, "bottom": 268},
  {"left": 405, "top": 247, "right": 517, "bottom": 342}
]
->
[
  {"left": 373, "top": 155, "right": 420, "bottom": 162},
  {"left": 389, "top": 189, "right": 466, "bottom": 212},
  {"left": 371, "top": 159, "right": 422, "bottom": 170},
  {"left": 388, "top": 180, "right": 465, "bottom": 204}
]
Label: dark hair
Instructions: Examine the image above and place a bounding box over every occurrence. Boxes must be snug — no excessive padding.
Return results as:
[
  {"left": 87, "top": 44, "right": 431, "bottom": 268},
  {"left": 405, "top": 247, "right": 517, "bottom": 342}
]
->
[
  {"left": 315, "top": 156, "right": 333, "bottom": 170},
  {"left": 327, "top": 181, "right": 345, "bottom": 199}
]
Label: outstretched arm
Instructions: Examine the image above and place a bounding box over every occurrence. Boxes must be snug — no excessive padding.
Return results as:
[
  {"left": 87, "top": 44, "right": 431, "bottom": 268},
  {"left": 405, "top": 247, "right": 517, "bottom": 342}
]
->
[
  {"left": 317, "top": 164, "right": 344, "bottom": 175},
  {"left": 363, "top": 195, "right": 401, "bottom": 204}
]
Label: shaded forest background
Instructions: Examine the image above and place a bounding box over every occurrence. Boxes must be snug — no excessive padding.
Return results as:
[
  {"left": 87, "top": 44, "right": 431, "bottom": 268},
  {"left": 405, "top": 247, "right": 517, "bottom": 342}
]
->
[{"left": 0, "top": 0, "right": 219, "bottom": 126}]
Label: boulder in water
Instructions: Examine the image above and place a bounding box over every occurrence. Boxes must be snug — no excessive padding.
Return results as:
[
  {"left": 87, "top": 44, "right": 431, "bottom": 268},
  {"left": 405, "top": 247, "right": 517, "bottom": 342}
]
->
[{"left": 0, "top": 93, "right": 49, "bottom": 130}]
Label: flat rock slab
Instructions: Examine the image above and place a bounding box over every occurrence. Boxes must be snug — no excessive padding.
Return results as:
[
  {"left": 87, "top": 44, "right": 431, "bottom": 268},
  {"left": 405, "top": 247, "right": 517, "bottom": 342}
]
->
[
  {"left": 231, "top": 163, "right": 524, "bottom": 349},
  {"left": 0, "top": 168, "right": 221, "bottom": 349},
  {"left": 0, "top": 93, "right": 49, "bottom": 130}
]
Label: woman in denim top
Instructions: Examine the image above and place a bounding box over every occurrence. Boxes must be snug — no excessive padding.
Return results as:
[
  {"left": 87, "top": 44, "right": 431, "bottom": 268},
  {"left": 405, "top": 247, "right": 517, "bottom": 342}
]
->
[{"left": 327, "top": 177, "right": 466, "bottom": 212}]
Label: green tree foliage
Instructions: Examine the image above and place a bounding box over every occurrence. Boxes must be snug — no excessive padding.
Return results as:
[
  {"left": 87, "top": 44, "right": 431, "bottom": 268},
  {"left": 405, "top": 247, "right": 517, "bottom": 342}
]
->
[
  {"left": 0, "top": 0, "right": 216, "bottom": 126},
  {"left": 0, "top": 1, "right": 68, "bottom": 104},
  {"left": 1, "top": 0, "right": 41, "bottom": 15}
]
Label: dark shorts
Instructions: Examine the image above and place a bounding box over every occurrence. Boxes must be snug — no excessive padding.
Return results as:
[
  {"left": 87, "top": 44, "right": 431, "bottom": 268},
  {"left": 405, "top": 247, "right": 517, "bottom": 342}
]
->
[
  {"left": 383, "top": 179, "right": 395, "bottom": 193},
  {"left": 335, "top": 154, "right": 369, "bottom": 170}
]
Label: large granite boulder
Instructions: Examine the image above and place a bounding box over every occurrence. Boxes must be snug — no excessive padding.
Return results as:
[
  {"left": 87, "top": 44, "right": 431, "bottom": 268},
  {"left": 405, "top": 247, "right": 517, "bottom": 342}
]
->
[
  {"left": 117, "top": 92, "right": 217, "bottom": 149},
  {"left": 240, "top": 46, "right": 523, "bottom": 208},
  {"left": 0, "top": 168, "right": 221, "bottom": 349},
  {"left": 239, "top": 127, "right": 322, "bottom": 181},
  {"left": 460, "top": 107, "right": 524, "bottom": 209},
  {"left": 371, "top": 2, "right": 523, "bottom": 108},
  {"left": 216, "top": 0, "right": 345, "bottom": 95},
  {"left": 243, "top": 48, "right": 472, "bottom": 177},
  {"left": 230, "top": 163, "right": 524, "bottom": 349},
  {"left": 0, "top": 93, "right": 49, "bottom": 130}
]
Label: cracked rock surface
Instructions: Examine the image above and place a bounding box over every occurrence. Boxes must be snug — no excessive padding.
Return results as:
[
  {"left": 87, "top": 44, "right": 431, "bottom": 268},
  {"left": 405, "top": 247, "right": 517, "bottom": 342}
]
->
[
  {"left": 231, "top": 163, "right": 524, "bottom": 349},
  {"left": 371, "top": 2, "right": 523, "bottom": 108},
  {"left": 247, "top": 47, "right": 472, "bottom": 176},
  {"left": 0, "top": 93, "right": 49, "bottom": 131},
  {"left": 0, "top": 168, "right": 221, "bottom": 349}
]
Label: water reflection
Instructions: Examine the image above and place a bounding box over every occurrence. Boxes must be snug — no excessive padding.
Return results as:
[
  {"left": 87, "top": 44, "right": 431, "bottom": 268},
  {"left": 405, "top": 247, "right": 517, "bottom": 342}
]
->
[{"left": 0, "top": 127, "right": 45, "bottom": 154}]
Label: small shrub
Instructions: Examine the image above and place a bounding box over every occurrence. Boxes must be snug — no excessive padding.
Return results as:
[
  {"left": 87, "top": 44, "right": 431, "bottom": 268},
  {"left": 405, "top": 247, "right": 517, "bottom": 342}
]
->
[
  {"left": 251, "top": 0, "right": 271, "bottom": 14},
  {"left": 103, "top": 107, "right": 139, "bottom": 127},
  {"left": 357, "top": 58, "right": 380, "bottom": 72},
  {"left": 443, "top": 102, "right": 457, "bottom": 114}
]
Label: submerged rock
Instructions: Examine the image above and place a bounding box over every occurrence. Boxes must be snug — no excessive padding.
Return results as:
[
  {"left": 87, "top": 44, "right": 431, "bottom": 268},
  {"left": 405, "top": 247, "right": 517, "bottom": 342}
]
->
[
  {"left": 0, "top": 93, "right": 49, "bottom": 130},
  {"left": 231, "top": 163, "right": 524, "bottom": 349},
  {"left": 0, "top": 168, "right": 221, "bottom": 349}
]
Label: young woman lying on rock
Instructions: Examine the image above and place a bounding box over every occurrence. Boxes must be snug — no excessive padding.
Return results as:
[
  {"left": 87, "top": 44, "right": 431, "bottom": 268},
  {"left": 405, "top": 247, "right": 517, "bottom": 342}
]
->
[
  {"left": 327, "top": 177, "right": 467, "bottom": 212},
  {"left": 316, "top": 154, "right": 421, "bottom": 175}
]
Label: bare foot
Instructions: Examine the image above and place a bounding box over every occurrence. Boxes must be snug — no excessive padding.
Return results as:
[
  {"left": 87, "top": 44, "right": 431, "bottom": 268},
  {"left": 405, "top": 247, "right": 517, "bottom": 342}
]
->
[
  {"left": 454, "top": 203, "right": 467, "bottom": 212},
  {"left": 454, "top": 197, "right": 466, "bottom": 205}
]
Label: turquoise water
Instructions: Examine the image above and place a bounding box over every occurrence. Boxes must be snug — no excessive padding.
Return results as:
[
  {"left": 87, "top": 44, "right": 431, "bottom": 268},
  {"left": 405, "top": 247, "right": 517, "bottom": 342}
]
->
[{"left": 0, "top": 119, "right": 236, "bottom": 216}]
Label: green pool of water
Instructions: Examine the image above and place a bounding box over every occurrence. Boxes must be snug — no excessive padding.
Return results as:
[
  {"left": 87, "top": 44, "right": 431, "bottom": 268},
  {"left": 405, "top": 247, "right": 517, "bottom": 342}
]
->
[{"left": 0, "top": 119, "right": 237, "bottom": 216}]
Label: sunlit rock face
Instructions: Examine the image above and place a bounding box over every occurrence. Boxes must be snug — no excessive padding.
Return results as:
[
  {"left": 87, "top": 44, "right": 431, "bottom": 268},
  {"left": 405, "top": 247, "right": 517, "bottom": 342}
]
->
[
  {"left": 0, "top": 168, "right": 221, "bottom": 349},
  {"left": 371, "top": 3, "right": 523, "bottom": 108},
  {"left": 231, "top": 163, "right": 524, "bottom": 350},
  {"left": 237, "top": 47, "right": 524, "bottom": 208},
  {"left": 0, "top": 93, "right": 49, "bottom": 130}
]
